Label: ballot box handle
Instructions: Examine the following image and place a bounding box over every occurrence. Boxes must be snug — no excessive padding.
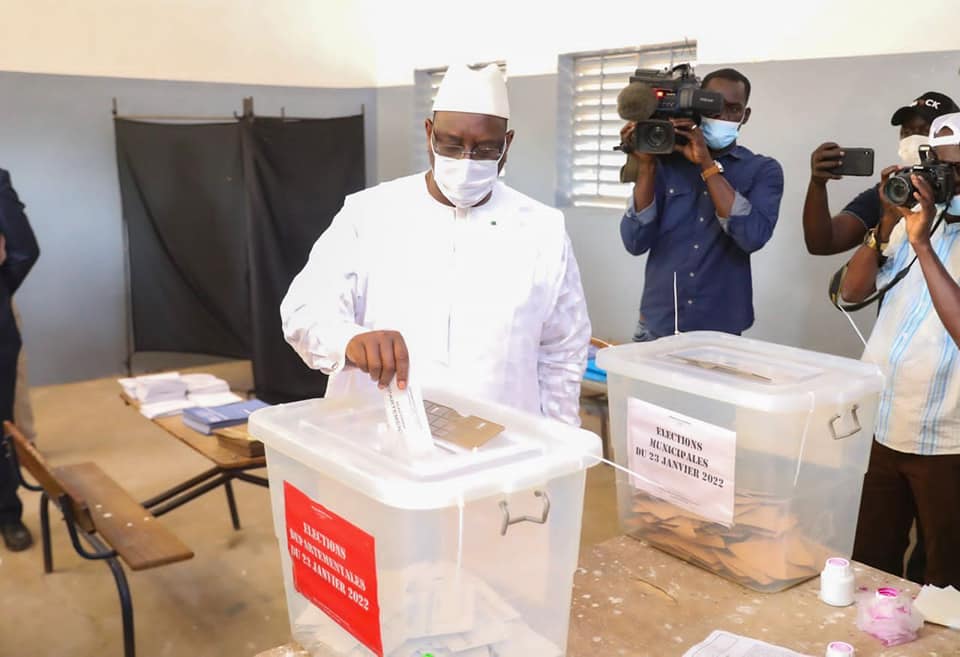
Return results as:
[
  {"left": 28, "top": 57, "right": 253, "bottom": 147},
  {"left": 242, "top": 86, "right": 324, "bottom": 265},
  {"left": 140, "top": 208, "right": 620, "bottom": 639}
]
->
[
  {"left": 499, "top": 490, "right": 551, "bottom": 536},
  {"left": 828, "top": 404, "right": 861, "bottom": 440}
]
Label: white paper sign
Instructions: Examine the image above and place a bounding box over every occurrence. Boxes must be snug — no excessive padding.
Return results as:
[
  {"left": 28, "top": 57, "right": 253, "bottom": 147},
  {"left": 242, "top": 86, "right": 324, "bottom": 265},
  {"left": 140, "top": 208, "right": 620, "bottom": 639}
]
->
[{"left": 627, "top": 398, "right": 736, "bottom": 526}]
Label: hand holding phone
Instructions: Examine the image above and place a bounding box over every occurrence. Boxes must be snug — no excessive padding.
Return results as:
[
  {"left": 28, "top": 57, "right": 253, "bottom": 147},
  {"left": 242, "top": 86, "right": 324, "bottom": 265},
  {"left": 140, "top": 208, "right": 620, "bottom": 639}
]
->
[
  {"left": 832, "top": 147, "right": 875, "bottom": 177},
  {"left": 810, "top": 143, "right": 875, "bottom": 180}
]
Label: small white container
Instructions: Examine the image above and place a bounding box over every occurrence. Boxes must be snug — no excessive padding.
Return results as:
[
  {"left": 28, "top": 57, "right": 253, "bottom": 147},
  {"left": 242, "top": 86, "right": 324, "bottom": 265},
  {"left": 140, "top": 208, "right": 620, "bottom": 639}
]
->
[
  {"left": 820, "top": 557, "right": 856, "bottom": 606},
  {"left": 825, "top": 641, "right": 855, "bottom": 657},
  {"left": 250, "top": 387, "right": 601, "bottom": 657}
]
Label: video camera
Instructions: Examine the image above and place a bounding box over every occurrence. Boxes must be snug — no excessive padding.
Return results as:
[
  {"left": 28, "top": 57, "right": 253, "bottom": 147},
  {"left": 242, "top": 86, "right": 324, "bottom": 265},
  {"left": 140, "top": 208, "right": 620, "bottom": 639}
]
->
[
  {"left": 882, "top": 146, "right": 956, "bottom": 208},
  {"left": 617, "top": 64, "right": 724, "bottom": 155}
]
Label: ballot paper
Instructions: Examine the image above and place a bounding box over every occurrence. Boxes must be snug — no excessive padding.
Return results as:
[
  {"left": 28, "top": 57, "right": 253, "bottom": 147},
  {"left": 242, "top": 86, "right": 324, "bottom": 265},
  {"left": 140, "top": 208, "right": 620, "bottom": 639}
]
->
[
  {"left": 914, "top": 584, "right": 960, "bottom": 629},
  {"left": 293, "top": 562, "right": 561, "bottom": 657},
  {"left": 682, "top": 630, "right": 813, "bottom": 657},
  {"left": 383, "top": 379, "right": 435, "bottom": 455}
]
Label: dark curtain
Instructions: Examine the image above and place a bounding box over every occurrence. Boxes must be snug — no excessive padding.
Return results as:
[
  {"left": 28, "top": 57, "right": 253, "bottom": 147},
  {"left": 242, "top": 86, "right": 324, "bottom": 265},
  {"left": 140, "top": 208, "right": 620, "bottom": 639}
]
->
[
  {"left": 114, "top": 114, "right": 365, "bottom": 403},
  {"left": 242, "top": 116, "right": 365, "bottom": 403},
  {"left": 115, "top": 119, "right": 250, "bottom": 358}
]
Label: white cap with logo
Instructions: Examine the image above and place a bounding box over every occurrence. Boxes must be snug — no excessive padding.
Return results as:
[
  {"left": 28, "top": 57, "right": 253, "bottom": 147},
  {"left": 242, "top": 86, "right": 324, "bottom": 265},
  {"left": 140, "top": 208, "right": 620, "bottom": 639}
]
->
[{"left": 931, "top": 112, "right": 960, "bottom": 147}]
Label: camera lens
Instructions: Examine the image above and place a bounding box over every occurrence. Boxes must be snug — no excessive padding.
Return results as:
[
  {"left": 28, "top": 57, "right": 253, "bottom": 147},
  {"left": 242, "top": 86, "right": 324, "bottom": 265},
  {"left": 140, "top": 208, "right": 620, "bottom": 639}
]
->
[
  {"left": 633, "top": 120, "right": 674, "bottom": 154},
  {"left": 644, "top": 125, "right": 668, "bottom": 149},
  {"left": 883, "top": 176, "right": 912, "bottom": 207}
]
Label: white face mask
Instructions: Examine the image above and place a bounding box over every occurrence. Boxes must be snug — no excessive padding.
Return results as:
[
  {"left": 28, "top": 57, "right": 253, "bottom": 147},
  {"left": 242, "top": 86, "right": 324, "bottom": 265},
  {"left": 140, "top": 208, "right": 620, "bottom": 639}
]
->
[
  {"left": 431, "top": 136, "right": 506, "bottom": 208},
  {"left": 898, "top": 134, "right": 929, "bottom": 166}
]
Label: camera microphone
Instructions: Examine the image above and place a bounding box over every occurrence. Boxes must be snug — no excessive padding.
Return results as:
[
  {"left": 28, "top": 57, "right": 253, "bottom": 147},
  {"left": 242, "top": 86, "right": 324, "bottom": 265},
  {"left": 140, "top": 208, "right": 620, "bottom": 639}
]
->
[
  {"left": 617, "top": 81, "right": 658, "bottom": 121},
  {"left": 615, "top": 82, "right": 658, "bottom": 182}
]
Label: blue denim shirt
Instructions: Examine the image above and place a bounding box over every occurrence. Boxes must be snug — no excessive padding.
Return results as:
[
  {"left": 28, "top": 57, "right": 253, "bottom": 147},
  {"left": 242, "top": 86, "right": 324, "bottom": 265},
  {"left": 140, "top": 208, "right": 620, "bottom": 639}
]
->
[{"left": 620, "top": 145, "right": 784, "bottom": 337}]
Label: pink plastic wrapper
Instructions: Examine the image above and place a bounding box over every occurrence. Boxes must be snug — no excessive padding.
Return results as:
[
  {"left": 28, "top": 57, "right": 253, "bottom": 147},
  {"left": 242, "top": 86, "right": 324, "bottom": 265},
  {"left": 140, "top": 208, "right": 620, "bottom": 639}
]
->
[{"left": 855, "top": 587, "right": 924, "bottom": 647}]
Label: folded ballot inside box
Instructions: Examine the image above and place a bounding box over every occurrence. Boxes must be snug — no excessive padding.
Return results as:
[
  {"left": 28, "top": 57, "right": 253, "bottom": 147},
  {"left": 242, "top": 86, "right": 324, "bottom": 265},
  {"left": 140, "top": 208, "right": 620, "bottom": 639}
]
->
[{"left": 626, "top": 490, "right": 833, "bottom": 590}]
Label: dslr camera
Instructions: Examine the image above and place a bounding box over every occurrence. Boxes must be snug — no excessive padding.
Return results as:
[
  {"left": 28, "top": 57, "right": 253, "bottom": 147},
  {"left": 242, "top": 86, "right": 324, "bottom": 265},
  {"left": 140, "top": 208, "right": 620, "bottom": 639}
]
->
[
  {"left": 882, "top": 146, "right": 956, "bottom": 208},
  {"left": 623, "top": 64, "right": 724, "bottom": 155}
]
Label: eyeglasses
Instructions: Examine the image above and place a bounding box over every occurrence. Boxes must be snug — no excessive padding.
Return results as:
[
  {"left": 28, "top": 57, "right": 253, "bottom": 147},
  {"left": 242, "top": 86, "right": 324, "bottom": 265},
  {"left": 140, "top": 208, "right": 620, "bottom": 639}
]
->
[{"left": 431, "top": 134, "right": 507, "bottom": 161}]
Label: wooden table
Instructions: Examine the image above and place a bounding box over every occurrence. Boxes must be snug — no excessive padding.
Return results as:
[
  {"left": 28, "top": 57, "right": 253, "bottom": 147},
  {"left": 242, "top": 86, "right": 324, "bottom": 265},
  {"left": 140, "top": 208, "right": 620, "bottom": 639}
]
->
[
  {"left": 567, "top": 536, "right": 955, "bottom": 656},
  {"left": 121, "top": 394, "right": 268, "bottom": 528},
  {"left": 151, "top": 414, "right": 265, "bottom": 471},
  {"left": 255, "top": 536, "right": 958, "bottom": 657}
]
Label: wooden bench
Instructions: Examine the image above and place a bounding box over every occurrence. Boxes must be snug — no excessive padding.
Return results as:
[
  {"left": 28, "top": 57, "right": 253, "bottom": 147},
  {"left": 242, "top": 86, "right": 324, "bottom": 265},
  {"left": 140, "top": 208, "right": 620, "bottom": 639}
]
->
[{"left": 3, "top": 421, "right": 194, "bottom": 657}]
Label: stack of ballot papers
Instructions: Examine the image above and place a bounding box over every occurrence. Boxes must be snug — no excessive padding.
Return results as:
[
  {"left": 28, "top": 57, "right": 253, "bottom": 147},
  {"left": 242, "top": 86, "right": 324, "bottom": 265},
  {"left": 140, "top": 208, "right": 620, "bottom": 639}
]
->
[
  {"left": 914, "top": 584, "right": 960, "bottom": 629},
  {"left": 182, "top": 399, "right": 269, "bottom": 435},
  {"left": 119, "top": 372, "right": 186, "bottom": 403},
  {"left": 181, "top": 373, "right": 238, "bottom": 406},
  {"left": 118, "top": 372, "right": 242, "bottom": 419},
  {"left": 294, "top": 562, "right": 561, "bottom": 657}
]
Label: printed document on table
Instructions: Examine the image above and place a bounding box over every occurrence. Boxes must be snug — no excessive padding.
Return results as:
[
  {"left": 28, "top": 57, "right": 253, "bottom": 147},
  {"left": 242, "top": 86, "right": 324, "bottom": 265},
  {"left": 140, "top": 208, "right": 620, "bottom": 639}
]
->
[{"left": 682, "top": 631, "right": 813, "bottom": 657}]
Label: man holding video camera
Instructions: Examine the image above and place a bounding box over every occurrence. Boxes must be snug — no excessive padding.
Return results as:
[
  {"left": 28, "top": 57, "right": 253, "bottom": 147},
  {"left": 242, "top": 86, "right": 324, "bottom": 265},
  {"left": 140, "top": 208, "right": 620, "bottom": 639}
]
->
[
  {"left": 837, "top": 113, "right": 960, "bottom": 587},
  {"left": 803, "top": 92, "right": 959, "bottom": 256},
  {"left": 619, "top": 68, "right": 783, "bottom": 341}
]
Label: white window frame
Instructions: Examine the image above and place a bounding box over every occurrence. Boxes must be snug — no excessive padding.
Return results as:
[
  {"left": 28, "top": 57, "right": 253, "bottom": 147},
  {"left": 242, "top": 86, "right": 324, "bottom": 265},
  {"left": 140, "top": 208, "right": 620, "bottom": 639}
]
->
[
  {"left": 556, "top": 42, "right": 697, "bottom": 209},
  {"left": 413, "top": 61, "right": 507, "bottom": 171}
]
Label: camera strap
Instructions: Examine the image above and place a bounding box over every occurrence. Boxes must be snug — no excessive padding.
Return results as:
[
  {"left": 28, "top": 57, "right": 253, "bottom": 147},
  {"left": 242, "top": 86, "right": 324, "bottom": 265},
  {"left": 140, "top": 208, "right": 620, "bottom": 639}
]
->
[{"left": 829, "top": 212, "right": 945, "bottom": 312}]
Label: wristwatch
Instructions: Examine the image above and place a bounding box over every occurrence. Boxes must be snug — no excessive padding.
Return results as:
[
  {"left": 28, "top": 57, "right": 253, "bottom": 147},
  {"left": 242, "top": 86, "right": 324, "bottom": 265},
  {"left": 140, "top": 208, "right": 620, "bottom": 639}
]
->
[
  {"left": 863, "top": 228, "right": 890, "bottom": 267},
  {"left": 701, "top": 160, "right": 724, "bottom": 181}
]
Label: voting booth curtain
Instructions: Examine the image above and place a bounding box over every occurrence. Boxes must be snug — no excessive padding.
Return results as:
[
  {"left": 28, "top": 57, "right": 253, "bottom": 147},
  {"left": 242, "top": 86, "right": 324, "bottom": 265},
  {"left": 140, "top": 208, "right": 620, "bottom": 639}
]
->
[{"left": 115, "top": 115, "right": 365, "bottom": 403}]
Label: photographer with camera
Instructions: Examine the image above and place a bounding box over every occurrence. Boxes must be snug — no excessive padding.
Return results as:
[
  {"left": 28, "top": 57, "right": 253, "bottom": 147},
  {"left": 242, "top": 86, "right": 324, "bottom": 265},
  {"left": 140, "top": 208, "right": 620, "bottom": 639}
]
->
[
  {"left": 837, "top": 113, "right": 960, "bottom": 588},
  {"left": 619, "top": 68, "right": 784, "bottom": 341},
  {"left": 803, "top": 92, "right": 958, "bottom": 256}
]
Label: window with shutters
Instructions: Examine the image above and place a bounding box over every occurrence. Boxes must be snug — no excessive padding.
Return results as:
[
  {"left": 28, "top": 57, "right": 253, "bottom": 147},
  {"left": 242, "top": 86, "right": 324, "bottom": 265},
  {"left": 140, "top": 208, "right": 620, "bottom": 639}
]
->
[
  {"left": 413, "top": 61, "right": 507, "bottom": 171},
  {"left": 556, "top": 42, "right": 697, "bottom": 209}
]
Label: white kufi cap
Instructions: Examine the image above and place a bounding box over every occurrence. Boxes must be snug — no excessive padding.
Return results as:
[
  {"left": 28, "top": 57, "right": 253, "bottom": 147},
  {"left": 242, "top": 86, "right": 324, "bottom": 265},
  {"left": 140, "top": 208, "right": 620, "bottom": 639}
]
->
[{"left": 432, "top": 63, "right": 510, "bottom": 120}]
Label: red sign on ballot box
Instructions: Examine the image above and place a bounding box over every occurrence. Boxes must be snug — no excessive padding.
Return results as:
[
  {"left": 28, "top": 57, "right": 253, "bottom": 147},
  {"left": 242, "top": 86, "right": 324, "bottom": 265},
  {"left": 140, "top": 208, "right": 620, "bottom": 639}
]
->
[{"left": 284, "top": 481, "right": 382, "bottom": 657}]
